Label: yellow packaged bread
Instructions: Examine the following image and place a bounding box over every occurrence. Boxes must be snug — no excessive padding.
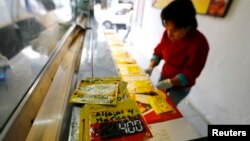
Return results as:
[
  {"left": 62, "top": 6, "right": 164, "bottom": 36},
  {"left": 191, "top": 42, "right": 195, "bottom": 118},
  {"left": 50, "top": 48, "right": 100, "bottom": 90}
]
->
[
  {"left": 112, "top": 48, "right": 136, "bottom": 64},
  {"left": 70, "top": 78, "right": 120, "bottom": 105},
  {"left": 118, "top": 64, "right": 146, "bottom": 76},
  {"left": 122, "top": 75, "right": 154, "bottom": 94},
  {"left": 147, "top": 90, "right": 174, "bottom": 114}
]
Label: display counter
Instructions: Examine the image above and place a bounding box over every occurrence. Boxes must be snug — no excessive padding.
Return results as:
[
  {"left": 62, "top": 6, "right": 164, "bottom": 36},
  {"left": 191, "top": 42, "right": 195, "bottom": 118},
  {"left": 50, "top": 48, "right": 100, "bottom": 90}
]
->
[
  {"left": 0, "top": 10, "right": 201, "bottom": 141},
  {"left": 66, "top": 16, "right": 200, "bottom": 141}
]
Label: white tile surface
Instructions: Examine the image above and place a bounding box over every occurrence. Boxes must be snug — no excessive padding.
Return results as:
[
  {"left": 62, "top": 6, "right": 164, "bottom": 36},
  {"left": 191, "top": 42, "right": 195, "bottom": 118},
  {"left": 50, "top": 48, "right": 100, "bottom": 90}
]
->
[{"left": 147, "top": 118, "right": 201, "bottom": 141}]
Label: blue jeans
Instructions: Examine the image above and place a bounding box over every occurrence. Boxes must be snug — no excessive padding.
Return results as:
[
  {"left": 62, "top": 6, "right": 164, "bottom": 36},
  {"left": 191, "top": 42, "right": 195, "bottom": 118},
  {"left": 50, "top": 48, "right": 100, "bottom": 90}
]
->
[{"left": 168, "top": 87, "right": 190, "bottom": 106}]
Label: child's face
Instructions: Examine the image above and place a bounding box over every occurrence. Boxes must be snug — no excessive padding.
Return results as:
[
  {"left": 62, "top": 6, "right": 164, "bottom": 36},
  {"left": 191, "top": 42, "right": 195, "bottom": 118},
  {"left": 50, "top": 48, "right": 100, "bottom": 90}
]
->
[{"left": 164, "top": 21, "right": 191, "bottom": 41}]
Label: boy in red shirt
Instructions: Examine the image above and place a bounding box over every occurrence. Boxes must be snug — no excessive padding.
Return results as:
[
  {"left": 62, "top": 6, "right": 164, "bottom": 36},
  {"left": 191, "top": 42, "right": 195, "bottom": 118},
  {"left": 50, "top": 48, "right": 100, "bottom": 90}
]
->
[{"left": 145, "top": 0, "right": 209, "bottom": 105}]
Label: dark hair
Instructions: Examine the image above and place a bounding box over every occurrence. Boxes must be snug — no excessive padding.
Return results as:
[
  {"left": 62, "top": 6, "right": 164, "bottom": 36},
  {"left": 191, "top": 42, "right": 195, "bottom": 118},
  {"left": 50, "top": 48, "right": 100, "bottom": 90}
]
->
[{"left": 161, "top": 0, "right": 197, "bottom": 28}]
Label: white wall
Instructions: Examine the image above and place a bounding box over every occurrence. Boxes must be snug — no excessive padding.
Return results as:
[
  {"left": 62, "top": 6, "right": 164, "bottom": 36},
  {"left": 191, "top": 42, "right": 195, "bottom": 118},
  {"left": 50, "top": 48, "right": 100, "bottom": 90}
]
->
[
  {"left": 134, "top": 0, "right": 250, "bottom": 124},
  {"left": 191, "top": 0, "right": 250, "bottom": 124}
]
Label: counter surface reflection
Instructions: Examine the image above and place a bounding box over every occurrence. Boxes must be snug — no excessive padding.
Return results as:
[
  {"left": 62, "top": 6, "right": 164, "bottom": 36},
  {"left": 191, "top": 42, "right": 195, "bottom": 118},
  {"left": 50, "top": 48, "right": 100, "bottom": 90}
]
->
[{"left": 0, "top": 8, "right": 72, "bottom": 132}]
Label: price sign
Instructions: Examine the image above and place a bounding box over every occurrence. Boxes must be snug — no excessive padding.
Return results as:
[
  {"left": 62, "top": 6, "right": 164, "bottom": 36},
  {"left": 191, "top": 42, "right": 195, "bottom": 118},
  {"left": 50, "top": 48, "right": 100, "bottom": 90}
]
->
[
  {"left": 83, "top": 100, "right": 153, "bottom": 141},
  {"left": 89, "top": 109, "right": 152, "bottom": 141},
  {"left": 97, "top": 119, "right": 145, "bottom": 139}
]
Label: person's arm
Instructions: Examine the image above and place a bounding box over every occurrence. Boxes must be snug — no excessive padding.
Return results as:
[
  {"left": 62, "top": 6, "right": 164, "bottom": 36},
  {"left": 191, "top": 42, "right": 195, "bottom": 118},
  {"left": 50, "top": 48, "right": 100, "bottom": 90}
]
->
[
  {"left": 145, "top": 55, "right": 161, "bottom": 76},
  {"left": 145, "top": 30, "right": 167, "bottom": 76}
]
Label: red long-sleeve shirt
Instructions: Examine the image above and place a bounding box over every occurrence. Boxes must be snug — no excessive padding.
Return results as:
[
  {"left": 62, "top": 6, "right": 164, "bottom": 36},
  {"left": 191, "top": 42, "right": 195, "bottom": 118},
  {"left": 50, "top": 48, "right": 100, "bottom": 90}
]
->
[{"left": 153, "top": 29, "right": 209, "bottom": 87}]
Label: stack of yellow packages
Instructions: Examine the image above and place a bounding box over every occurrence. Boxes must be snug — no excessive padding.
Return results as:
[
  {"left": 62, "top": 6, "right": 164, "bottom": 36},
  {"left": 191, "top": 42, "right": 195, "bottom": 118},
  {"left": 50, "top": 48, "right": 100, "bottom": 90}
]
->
[
  {"left": 111, "top": 48, "right": 136, "bottom": 64},
  {"left": 69, "top": 77, "right": 127, "bottom": 105},
  {"left": 104, "top": 34, "right": 154, "bottom": 95},
  {"left": 104, "top": 33, "right": 175, "bottom": 124}
]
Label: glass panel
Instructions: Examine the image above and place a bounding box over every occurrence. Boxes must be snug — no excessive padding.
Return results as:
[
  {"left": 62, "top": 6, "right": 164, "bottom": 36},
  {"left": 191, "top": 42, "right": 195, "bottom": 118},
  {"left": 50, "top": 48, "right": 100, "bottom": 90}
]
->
[{"left": 0, "top": 0, "right": 71, "bottom": 132}]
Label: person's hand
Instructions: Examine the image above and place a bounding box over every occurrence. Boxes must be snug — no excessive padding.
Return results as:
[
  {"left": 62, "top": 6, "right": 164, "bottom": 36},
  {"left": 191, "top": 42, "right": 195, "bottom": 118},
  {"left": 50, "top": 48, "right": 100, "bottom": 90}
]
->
[
  {"left": 144, "top": 66, "right": 154, "bottom": 76},
  {"left": 156, "top": 79, "right": 173, "bottom": 91}
]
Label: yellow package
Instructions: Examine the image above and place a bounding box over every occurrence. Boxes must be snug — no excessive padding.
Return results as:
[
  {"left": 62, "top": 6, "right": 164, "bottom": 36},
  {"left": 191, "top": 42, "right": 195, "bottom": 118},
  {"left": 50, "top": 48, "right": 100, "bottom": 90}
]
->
[{"left": 147, "top": 91, "right": 174, "bottom": 114}]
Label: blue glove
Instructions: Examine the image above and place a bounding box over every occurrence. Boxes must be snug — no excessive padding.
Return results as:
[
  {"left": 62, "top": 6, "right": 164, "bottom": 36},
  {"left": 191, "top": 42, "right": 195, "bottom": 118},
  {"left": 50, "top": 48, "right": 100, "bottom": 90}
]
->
[
  {"left": 156, "top": 79, "right": 173, "bottom": 91},
  {"left": 144, "top": 66, "right": 154, "bottom": 76}
]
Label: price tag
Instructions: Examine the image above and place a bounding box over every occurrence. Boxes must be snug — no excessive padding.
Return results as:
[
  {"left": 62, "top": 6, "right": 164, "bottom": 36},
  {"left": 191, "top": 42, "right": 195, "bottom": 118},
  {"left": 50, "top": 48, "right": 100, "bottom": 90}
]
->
[{"left": 89, "top": 109, "right": 150, "bottom": 140}]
